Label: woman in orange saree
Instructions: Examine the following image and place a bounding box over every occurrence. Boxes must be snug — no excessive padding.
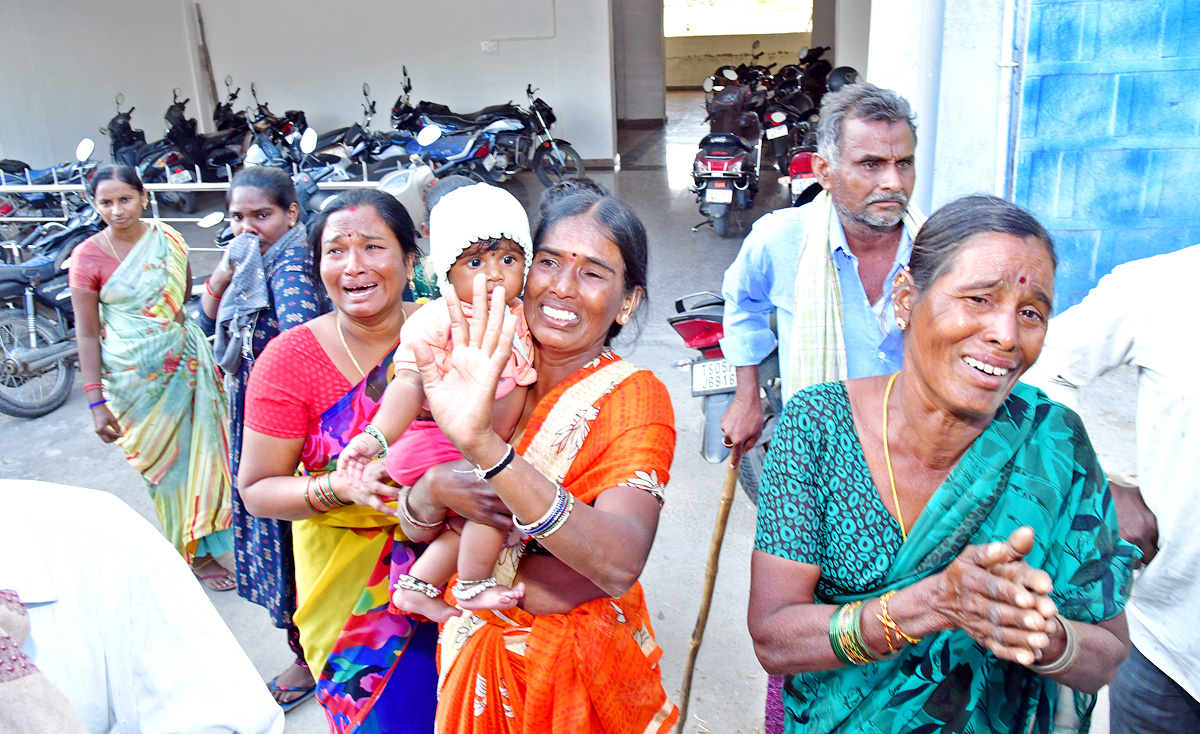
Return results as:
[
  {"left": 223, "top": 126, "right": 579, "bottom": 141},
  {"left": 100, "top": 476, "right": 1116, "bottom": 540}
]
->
[{"left": 392, "top": 190, "right": 679, "bottom": 734}]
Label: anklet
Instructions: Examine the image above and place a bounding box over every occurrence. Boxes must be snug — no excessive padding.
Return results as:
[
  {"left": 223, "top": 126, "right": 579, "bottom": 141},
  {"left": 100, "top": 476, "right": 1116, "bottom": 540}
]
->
[
  {"left": 395, "top": 573, "right": 442, "bottom": 600},
  {"left": 452, "top": 577, "right": 498, "bottom": 601}
]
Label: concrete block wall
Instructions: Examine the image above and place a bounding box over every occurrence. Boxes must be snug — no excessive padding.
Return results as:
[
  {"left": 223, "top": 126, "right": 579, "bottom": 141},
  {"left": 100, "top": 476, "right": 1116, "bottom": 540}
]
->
[
  {"left": 1014, "top": 0, "right": 1200, "bottom": 310},
  {"left": 665, "top": 32, "right": 812, "bottom": 89}
]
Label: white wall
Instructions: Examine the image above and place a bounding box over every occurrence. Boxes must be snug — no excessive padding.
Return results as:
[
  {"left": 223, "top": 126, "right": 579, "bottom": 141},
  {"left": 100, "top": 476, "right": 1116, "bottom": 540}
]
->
[
  {"left": 613, "top": 0, "right": 666, "bottom": 121},
  {"left": 0, "top": 0, "right": 201, "bottom": 163},
  {"left": 866, "top": 0, "right": 945, "bottom": 214},
  {"left": 0, "top": 0, "right": 618, "bottom": 164},
  {"left": 928, "top": 0, "right": 1014, "bottom": 208},
  {"left": 834, "top": 0, "right": 871, "bottom": 77}
]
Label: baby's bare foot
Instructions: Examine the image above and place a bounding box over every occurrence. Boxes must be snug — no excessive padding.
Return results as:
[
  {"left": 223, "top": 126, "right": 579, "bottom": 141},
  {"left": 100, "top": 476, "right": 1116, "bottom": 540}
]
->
[
  {"left": 457, "top": 581, "right": 525, "bottom": 611},
  {"left": 392, "top": 587, "right": 462, "bottom": 623}
]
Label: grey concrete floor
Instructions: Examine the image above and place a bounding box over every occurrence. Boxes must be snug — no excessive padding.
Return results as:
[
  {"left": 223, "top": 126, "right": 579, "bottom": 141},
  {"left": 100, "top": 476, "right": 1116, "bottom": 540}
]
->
[{"left": 0, "top": 91, "right": 1134, "bottom": 733}]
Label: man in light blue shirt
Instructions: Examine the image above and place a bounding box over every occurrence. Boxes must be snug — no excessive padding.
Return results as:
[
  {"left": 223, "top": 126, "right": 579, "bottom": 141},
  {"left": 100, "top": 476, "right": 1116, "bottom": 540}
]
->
[{"left": 720, "top": 83, "right": 919, "bottom": 456}]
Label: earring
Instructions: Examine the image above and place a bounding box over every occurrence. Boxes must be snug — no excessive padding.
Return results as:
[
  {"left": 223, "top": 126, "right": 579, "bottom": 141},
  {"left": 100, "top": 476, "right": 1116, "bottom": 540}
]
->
[
  {"left": 407, "top": 278, "right": 415, "bottom": 291},
  {"left": 895, "top": 317, "right": 907, "bottom": 331}
]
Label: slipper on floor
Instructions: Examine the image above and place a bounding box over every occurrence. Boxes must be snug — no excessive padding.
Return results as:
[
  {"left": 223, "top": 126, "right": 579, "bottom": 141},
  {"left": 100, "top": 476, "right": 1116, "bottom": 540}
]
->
[
  {"left": 190, "top": 559, "right": 236, "bottom": 592},
  {"left": 267, "top": 675, "right": 317, "bottom": 713}
]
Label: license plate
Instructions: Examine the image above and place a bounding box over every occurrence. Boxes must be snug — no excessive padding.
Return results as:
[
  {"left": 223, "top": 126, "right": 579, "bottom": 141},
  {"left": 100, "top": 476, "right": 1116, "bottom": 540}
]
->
[
  {"left": 765, "top": 125, "right": 788, "bottom": 140},
  {"left": 482, "top": 153, "right": 497, "bottom": 171},
  {"left": 167, "top": 169, "right": 192, "bottom": 184},
  {"left": 706, "top": 188, "right": 733, "bottom": 204},
  {"left": 791, "top": 177, "right": 816, "bottom": 196},
  {"left": 691, "top": 358, "right": 737, "bottom": 396}
]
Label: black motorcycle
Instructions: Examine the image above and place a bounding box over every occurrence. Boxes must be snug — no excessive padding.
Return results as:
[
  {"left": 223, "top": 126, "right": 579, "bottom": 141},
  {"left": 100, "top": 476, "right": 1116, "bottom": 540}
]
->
[
  {"left": 101, "top": 94, "right": 197, "bottom": 213},
  {"left": 0, "top": 204, "right": 102, "bottom": 418},
  {"left": 163, "top": 88, "right": 245, "bottom": 181}
]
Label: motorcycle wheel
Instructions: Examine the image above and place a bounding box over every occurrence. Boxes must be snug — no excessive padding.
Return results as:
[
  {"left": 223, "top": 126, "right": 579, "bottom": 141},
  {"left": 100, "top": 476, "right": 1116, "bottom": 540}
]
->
[
  {"left": 0, "top": 310, "right": 74, "bottom": 419},
  {"left": 712, "top": 213, "right": 730, "bottom": 238},
  {"left": 533, "top": 144, "right": 585, "bottom": 187}
]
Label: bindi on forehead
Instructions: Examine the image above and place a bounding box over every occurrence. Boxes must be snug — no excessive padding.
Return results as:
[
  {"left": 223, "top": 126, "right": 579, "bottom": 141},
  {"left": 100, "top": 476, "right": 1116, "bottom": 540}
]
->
[{"left": 1019, "top": 276, "right": 1026, "bottom": 284}]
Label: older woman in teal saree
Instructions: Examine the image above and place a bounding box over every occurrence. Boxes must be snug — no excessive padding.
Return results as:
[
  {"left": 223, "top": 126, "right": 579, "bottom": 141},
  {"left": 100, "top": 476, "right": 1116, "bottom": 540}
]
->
[{"left": 748, "top": 195, "right": 1138, "bottom": 733}]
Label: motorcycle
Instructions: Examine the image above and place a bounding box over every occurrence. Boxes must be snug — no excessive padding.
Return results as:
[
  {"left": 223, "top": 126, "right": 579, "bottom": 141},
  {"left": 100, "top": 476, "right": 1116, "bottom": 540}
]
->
[
  {"left": 0, "top": 140, "right": 103, "bottom": 418},
  {"left": 163, "top": 88, "right": 246, "bottom": 181},
  {"left": 337, "top": 82, "right": 413, "bottom": 173},
  {"left": 690, "top": 75, "right": 762, "bottom": 238},
  {"left": 101, "top": 94, "right": 197, "bottom": 213},
  {"left": 392, "top": 69, "right": 584, "bottom": 187},
  {"left": 213, "top": 75, "right": 250, "bottom": 135},
  {"left": 0, "top": 154, "right": 95, "bottom": 240},
  {"left": 668, "top": 291, "right": 782, "bottom": 502}
]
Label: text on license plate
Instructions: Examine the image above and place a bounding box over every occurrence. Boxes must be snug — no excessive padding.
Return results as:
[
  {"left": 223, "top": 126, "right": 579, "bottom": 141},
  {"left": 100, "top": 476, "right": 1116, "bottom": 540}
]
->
[
  {"left": 765, "top": 124, "right": 788, "bottom": 140},
  {"left": 791, "top": 177, "right": 816, "bottom": 196},
  {"left": 691, "top": 358, "right": 737, "bottom": 395},
  {"left": 482, "top": 153, "right": 497, "bottom": 171},
  {"left": 167, "top": 170, "right": 193, "bottom": 184},
  {"left": 706, "top": 188, "right": 733, "bottom": 204}
]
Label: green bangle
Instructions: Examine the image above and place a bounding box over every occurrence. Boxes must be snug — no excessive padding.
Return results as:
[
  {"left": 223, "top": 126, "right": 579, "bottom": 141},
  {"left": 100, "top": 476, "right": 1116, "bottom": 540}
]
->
[{"left": 829, "top": 605, "right": 854, "bottom": 666}]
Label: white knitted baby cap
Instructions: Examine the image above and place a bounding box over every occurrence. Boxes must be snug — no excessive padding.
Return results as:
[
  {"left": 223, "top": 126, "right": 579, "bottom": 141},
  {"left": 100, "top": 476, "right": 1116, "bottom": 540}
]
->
[{"left": 428, "top": 183, "right": 533, "bottom": 295}]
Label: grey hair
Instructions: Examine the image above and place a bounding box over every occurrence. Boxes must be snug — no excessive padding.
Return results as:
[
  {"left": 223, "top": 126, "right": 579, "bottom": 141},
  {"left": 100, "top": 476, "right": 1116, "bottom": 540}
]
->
[
  {"left": 909, "top": 193, "right": 1056, "bottom": 298},
  {"left": 816, "top": 83, "right": 917, "bottom": 167}
]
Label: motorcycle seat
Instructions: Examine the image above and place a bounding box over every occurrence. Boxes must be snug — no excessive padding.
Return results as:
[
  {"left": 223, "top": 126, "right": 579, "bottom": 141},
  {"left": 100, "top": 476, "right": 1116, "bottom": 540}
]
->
[
  {"left": 0, "top": 253, "right": 55, "bottom": 285},
  {"left": 699, "top": 133, "right": 751, "bottom": 153},
  {"left": 426, "top": 103, "right": 520, "bottom": 128}
]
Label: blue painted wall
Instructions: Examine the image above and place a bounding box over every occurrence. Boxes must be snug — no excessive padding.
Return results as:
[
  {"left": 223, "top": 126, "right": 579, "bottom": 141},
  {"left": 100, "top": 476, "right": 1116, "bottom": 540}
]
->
[{"left": 1014, "top": 0, "right": 1200, "bottom": 311}]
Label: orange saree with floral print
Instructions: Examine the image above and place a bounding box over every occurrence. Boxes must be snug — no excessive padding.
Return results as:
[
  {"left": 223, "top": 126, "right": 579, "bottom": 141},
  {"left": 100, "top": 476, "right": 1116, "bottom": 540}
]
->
[{"left": 435, "top": 350, "right": 679, "bottom": 734}]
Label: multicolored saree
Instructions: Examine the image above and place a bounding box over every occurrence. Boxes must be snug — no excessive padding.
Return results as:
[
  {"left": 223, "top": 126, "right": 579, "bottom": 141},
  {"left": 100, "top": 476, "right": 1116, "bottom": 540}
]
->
[
  {"left": 98, "top": 222, "right": 232, "bottom": 560},
  {"left": 756, "top": 381, "right": 1138, "bottom": 733},
  {"left": 436, "top": 350, "right": 679, "bottom": 734},
  {"left": 290, "top": 344, "right": 438, "bottom": 734}
]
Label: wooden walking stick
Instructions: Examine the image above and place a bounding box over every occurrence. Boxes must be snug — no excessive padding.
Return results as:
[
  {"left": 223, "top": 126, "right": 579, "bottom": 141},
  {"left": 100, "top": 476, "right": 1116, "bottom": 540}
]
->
[{"left": 676, "top": 455, "right": 741, "bottom": 733}]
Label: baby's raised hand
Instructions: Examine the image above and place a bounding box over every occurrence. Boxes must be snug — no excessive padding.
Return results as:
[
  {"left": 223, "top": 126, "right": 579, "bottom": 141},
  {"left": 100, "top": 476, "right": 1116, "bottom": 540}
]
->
[{"left": 338, "top": 432, "right": 383, "bottom": 489}]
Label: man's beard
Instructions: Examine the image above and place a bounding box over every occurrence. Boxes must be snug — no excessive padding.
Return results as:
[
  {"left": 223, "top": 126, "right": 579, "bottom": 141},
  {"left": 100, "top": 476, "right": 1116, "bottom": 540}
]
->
[{"left": 845, "top": 191, "right": 910, "bottom": 228}]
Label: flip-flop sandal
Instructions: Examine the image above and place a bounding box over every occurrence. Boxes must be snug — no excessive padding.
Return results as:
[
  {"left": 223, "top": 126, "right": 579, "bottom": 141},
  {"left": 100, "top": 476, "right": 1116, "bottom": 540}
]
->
[
  {"left": 191, "top": 559, "right": 236, "bottom": 592},
  {"left": 267, "top": 675, "right": 317, "bottom": 713}
]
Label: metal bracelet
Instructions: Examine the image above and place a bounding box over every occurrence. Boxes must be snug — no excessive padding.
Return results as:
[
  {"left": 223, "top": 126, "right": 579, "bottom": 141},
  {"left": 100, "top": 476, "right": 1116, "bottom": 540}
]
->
[
  {"left": 400, "top": 487, "right": 444, "bottom": 530},
  {"left": 362, "top": 423, "right": 389, "bottom": 458},
  {"left": 513, "top": 484, "right": 569, "bottom": 536},
  {"left": 1028, "top": 614, "right": 1080, "bottom": 676}
]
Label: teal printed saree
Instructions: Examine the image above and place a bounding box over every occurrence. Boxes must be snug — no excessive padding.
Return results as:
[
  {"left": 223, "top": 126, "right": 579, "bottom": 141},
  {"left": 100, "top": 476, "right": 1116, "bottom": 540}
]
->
[{"left": 755, "top": 381, "right": 1137, "bottom": 733}]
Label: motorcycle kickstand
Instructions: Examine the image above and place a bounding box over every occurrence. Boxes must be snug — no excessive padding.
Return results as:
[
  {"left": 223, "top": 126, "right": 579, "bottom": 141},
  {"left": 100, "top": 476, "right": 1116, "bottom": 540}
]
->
[{"left": 691, "top": 219, "right": 714, "bottom": 232}]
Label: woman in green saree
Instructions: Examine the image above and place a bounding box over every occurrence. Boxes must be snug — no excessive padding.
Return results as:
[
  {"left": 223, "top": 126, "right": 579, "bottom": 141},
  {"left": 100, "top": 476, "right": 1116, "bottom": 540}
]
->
[
  {"left": 748, "top": 194, "right": 1138, "bottom": 733},
  {"left": 69, "top": 165, "right": 234, "bottom": 589}
]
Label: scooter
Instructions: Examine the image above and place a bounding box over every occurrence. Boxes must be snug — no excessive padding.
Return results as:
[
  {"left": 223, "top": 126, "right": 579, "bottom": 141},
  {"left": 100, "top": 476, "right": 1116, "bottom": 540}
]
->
[
  {"left": 101, "top": 94, "right": 197, "bottom": 213},
  {"left": 690, "top": 76, "right": 762, "bottom": 238},
  {"left": 668, "top": 291, "right": 782, "bottom": 502},
  {"left": 213, "top": 76, "right": 250, "bottom": 135},
  {"left": 0, "top": 139, "right": 103, "bottom": 418}
]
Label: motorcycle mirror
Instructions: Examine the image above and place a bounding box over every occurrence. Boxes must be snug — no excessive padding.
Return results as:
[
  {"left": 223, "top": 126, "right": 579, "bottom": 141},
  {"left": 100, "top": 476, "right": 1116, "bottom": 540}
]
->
[
  {"left": 363, "top": 82, "right": 371, "bottom": 97},
  {"left": 753, "top": 40, "right": 761, "bottom": 50},
  {"left": 722, "top": 68, "right": 739, "bottom": 81},
  {"left": 251, "top": 82, "right": 258, "bottom": 99},
  {"left": 299, "top": 127, "right": 318, "bottom": 154},
  {"left": 225, "top": 75, "right": 233, "bottom": 88},
  {"left": 197, "top": 212, "right": 225, "bottom": 229},
  {"left": 702, "top": 77, "right": 715, "bottom": 93},
  {"left": 115, "top": 93, "right": 125, "bottom": 107},
  {"left": 798, "top": 45, "right": 809, "bottom": 59},
  {"left": 415, "top": 125, "right": 442, "bottom": 147},
  {"left": 74, "top": 138, "right": 95, "bottom": 162},
  {"left": 402, "top": 65, "right": 408, "bottom": 77},
  {"left": 173, "top": 87, "right": 182, "bottom": 103}
]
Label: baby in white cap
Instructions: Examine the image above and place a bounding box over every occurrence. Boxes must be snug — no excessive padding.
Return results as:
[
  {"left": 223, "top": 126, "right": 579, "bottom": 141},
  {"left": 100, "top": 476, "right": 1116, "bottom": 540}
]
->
[{"left": 339, "top": 183, "right": 535, "bottom": 621}]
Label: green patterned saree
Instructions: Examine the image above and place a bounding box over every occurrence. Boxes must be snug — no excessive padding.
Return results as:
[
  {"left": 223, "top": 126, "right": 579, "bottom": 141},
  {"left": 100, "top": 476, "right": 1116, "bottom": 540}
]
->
[{"left": 755, "top": 381, "right": 1137, "bottom": 733}]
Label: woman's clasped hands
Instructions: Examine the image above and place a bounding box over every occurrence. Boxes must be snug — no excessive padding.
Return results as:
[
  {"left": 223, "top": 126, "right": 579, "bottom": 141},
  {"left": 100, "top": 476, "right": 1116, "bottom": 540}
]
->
[{"left": 937, "top": 526, "right": 1060, "bottom": 667}]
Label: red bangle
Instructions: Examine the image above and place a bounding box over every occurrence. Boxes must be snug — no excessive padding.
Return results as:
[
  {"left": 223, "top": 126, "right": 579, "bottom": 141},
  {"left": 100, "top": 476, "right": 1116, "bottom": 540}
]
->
[
  {"left": 205, "top": 278, "right": 221, "bottom": 301},
  {"left": 83, "top": 382, "right": 103, "bottom": 393}
]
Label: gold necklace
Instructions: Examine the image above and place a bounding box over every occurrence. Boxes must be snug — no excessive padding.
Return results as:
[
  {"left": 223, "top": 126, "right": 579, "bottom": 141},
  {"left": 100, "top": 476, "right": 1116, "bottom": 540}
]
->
[
  {"left": 882, "top": 371, "right": 908, "bottom": 541},
  {"left": 101, "top": 222, "right": 147, "bottom": 264},
  {"left": 101, "top": 228, "right": 124, "bottom": 263},
  {"left": 336, "top": 311, "right": 366, "bottom": 379}
]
